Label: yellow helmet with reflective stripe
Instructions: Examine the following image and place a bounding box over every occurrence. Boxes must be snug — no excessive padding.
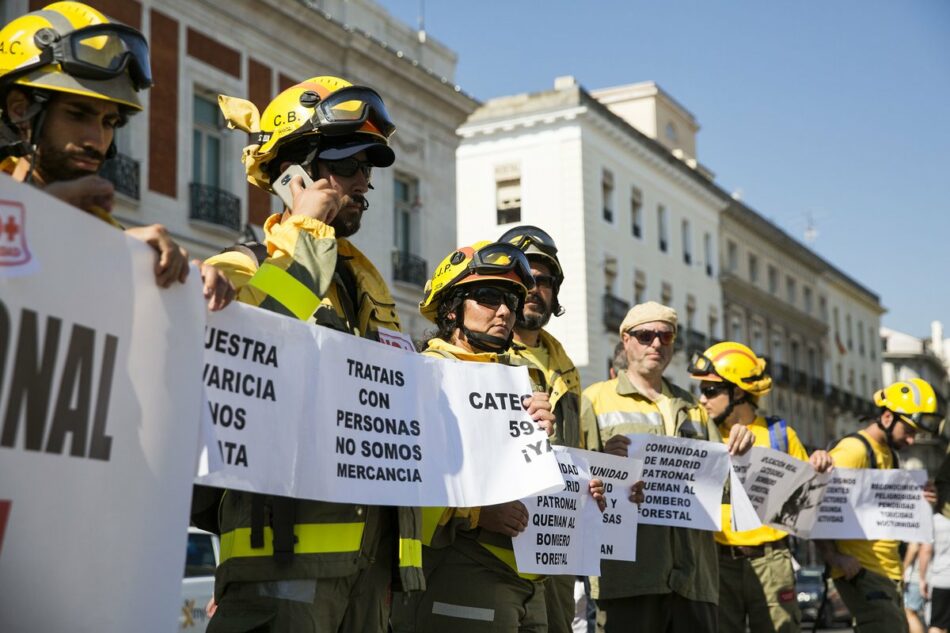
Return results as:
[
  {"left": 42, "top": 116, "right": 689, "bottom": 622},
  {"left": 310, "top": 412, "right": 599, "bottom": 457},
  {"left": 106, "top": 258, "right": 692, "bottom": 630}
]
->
[
  {"left": 419, "top": 241, "right": 534, "bottom": 322},
  {"left": 218, "top": 75, "right": 396, "bottom": 191},
  {"left": 874, "top": 379, "right": 942, "bottom": 432},
  {"left": 0, "top": 2, "right": 149, "bottom": 110},
  {"left": 688, "top": 341, "right": 772, "bottom": 397}
]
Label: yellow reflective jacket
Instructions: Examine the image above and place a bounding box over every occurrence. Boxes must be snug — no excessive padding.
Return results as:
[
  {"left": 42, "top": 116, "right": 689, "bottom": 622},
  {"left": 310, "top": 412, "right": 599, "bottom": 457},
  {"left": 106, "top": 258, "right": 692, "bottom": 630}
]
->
[
  {"left": 420, "top": 337, "right": 544, "bottom": 582},
  {"left": 580, "top": 371, "right": 721, "bottom": 603},
  {"left": 204, "top": 213, "right": 423, "bottom": 594},
  {"left": 509, "top": 329, "right": 583, "bottom": 449}
]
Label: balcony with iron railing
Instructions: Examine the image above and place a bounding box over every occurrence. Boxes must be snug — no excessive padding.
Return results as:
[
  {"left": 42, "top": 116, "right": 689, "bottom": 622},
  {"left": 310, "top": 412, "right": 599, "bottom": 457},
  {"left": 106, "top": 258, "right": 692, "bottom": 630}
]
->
[
  {"left": 686, "top": 329, "right": 706, "bottom": 355},
  {"left": 773, "top": 363, "right": 790, "bottom": 386},
  {"left": 792, "top": 370, "right": 808, "bottom": 393},
  {"left": 99, "top": 152, "right": 140, "bottom": 200},
  {"left": 392, "top": 250, "right": 427, "bottom": 288},
  {"left": 189, "top": 182, "right": 241, "bottom": 232},
  {"left": 810, "top": 377, "right": 825, "bottom": 397},
  {"left": 603, "top": 293, "right": 630, "bottom": 332}
]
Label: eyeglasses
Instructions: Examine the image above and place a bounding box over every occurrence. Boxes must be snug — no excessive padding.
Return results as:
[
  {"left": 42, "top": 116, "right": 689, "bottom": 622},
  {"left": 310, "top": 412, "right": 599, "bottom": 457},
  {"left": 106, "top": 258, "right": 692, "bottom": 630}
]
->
[
  {"left": 324, "top": 157, "right": 373, "bottom": 179},
  {"left": 9, "top": 23, "right": 153, "bottom": 91},
  {"left": 467, "top": 286, "right": 521, "bottom": 312},
  {"left": 627, "top": 329, "right": 675, "bottom": 346},
  {"left": 700, "top": 384, "right": 730, "bottom": 399},
  {"left": 533, "top": 274, "right": 556, "bottom": 289}
]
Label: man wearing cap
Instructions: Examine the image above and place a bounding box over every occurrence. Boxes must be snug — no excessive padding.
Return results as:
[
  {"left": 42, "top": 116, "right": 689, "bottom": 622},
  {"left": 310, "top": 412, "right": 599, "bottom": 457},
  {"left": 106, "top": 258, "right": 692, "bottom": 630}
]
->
[
  {"left": 500, "top": 225, "right": 584, "bottom": 633},
  {"left": 199, "top": 77, "right": 423, "bottom": 633},
  {"left": 580, "top": 301, "right": 753, "bottom": 633},
  {"left": 819, "top": 379, "right": 942, "bottom": 633}
]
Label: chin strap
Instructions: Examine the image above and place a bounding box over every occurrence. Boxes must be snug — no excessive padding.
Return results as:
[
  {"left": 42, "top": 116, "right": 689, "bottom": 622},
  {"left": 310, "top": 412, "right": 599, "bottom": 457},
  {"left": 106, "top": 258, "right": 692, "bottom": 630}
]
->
[
  {"left": 875, "top": 416, "right": 898, "bottom": 451},
  {"left": 714, "top": 385, "right": 747, "bottom": 426},
  {"left": 461, "top": 324, "right": 512, "bottom": 354}
]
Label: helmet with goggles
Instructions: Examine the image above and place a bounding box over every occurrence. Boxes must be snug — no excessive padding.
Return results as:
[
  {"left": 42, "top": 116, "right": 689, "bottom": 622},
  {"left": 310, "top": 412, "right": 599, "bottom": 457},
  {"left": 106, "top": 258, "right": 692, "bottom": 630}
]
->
[
  {"left": 218, "top": 75, "right": 396, "bottom": 191},
  {"left": 419, "top": 241, "right": 535, "bottom": 323},
  {"left": 0, "top": 2, "right": 151, "bottom": 110},
  {"left": 499, "top": 224, "right": 565, "bottom": 317},
  {"left": 874, "top": 378, "right": 943, "bottom": 433},
  {"left": 688, "top": 341, "right": 772, "bottom": 398}
]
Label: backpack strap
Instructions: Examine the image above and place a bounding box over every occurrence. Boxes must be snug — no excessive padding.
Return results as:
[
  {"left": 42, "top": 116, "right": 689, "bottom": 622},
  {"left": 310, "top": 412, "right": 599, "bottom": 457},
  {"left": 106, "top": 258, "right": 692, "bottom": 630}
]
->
[
  {"left": 766, "top": 416, "right": 789, "bottom": 453},
  {"left": 829, "top": 432, "right": 877, "bottom": 469}
]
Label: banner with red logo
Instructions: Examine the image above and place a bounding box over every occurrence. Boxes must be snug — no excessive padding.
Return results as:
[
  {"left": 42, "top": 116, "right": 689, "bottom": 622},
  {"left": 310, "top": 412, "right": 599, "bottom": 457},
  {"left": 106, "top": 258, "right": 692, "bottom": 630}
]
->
[{"left": 0, "top": 175, "right": 206, "bottom": 633}]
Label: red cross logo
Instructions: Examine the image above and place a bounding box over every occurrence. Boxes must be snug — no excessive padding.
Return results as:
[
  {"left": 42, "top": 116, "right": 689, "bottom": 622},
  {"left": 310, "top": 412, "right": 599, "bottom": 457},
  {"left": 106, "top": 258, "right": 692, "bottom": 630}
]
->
[
  {"left": 3, "top": 214, "right": 19, "bottom": 241},
  {"left": 0, "top": 199, "right": 30, "bottom": 268}
]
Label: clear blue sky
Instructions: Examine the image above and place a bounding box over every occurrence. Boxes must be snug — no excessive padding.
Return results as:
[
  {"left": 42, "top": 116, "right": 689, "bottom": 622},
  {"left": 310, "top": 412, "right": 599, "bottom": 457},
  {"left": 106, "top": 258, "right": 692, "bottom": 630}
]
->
[{"left": 377, "top": 0, "right": 950, "bottom": 338}]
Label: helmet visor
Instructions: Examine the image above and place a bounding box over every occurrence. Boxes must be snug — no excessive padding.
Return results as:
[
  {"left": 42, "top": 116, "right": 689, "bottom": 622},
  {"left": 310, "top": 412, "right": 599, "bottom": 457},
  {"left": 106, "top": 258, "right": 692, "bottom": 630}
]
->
[
  {"left": 314, "top": 86, "right": 396, "bottom": 139},
  {"left": 469, "top": 242, "right": 535, "bottom": 289},
  {"left": 58, "top": 24, "right": 152, "bottom": 90},
  {"left": 900, "top": 412, "right": 944, "bottom": 434},
  {"left": 687, "top": 352, "right": 718, "bottom": 378},
  {"left": 498, "top": 224, "right": 559, "bottom": 259}
]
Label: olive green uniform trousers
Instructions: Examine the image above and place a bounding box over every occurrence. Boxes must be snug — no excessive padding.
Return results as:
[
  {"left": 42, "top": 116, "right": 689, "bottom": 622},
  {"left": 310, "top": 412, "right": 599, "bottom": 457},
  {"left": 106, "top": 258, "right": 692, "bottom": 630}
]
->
[
  {"left": 717, "top": 546, "right": 801, "bottom": 633},
  {"left": 834, "top": 570, "right": 907, "bottom": 633}
]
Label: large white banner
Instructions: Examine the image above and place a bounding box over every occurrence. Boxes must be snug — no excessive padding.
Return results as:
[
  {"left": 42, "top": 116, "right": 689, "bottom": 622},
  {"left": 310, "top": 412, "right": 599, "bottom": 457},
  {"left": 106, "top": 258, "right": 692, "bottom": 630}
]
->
[
  {"left": 512, "top": 448, "right": 643, "bottom": 575},
  {"left": 627, "top": 434, "right": 730, "bottom": 531},
  {"left": 730, "top": 447, "right": 933, "bottom": 542},
  {"left": 0, "top": 176, "right": 206, "bottom": 633},
  {"left": 196, "top": 303, "right": 565, "bottom": 507}
]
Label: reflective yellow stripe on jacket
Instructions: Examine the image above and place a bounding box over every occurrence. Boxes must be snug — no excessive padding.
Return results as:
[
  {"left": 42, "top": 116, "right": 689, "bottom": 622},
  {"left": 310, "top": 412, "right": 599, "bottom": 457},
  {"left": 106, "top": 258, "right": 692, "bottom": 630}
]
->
[
  {"left": 219, "top": 522, "right": 364, "bottom": 562},
  {"left": 247, "top": 262, "right": 321, "bottom": 321},
  {"left": 479, "top": 543, "right": 542, "bottom": 581}
]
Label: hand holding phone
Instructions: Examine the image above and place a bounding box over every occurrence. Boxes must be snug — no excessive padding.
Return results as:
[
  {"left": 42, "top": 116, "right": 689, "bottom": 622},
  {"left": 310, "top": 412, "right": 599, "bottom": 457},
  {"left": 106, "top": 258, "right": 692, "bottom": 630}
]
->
[{"left": 272, "top": 164, "right": 313, "bottom": 210}]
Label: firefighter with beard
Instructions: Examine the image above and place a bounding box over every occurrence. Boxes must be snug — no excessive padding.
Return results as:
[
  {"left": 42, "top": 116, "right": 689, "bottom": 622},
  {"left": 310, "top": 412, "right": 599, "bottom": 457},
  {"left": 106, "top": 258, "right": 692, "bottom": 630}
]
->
[
  {"left": 0, "top": 1, "right": 232, "bottom": 303},
  {"left": 499, "top": 225, "right": 584, "bottom": 633},
  {"left": 197, "top": 76, "right": 424, "bottom": 633}
]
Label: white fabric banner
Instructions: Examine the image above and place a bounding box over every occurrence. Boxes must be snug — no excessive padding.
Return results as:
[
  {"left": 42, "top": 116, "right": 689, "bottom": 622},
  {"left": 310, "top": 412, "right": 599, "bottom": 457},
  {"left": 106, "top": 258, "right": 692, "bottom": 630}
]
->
[
  {"left": 0, "top": 176, "right": 206, "bottom": 633},
  {"left": 513, "top": 448, "right": 643, "bottom": 575},
  {"left": 627, "top": 434, "right": 730, "bottom": 531},
  {"left": 196, "top": 303, "right": 565, "bottom": 507}
]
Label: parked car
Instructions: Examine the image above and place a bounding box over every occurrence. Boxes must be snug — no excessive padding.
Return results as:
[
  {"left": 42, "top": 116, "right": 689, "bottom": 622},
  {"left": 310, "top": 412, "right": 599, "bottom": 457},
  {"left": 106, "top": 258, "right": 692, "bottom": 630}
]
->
[
  {"left": 796, "top": 565, "right": 852, "bottom": 629},
  {"left": 180, "top": 528, "right": 219, "bottom": 632}
]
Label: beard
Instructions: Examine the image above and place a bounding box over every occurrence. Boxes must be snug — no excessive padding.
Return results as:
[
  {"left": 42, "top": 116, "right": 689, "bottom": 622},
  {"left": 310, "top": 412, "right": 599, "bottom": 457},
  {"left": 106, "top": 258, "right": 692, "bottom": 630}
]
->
[
  {"left": 518, "top": 291, "right": 552, "bottom": 330},
  {"left": 331, "top": 194, "right": 367, "bottom": 238},
  {"left": 34, "top": 141, "right": 104, "bottom": 183}
]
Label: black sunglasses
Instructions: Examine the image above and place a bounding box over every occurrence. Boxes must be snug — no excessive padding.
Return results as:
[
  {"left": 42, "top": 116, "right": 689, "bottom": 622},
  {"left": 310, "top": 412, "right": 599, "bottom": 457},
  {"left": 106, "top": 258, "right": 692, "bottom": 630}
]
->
[
  {"left": 700, "top": 383, "right": 730, "bottom": 399},
  {"left": 467, "top": 286, "right": 521, "bottom": 312},
  {"left": 324, "top": 157, "right": 373, "bottom": 179},
  {"left": 627, "top": 329, "right": 675, "bottom": 346}
]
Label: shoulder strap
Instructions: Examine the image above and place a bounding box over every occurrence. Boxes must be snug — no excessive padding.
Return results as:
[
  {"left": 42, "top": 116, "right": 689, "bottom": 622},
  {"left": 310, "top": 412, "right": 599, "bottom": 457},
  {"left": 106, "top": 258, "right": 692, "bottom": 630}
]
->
[
  {"left": 766, "top": 416, "right": 789, "bottom": 453},
  {"left": 829, "top": 432, "right": 877, "bottom": 469},
  {"left": 220, "top": 241, "right": 269, "bottom": 265}
]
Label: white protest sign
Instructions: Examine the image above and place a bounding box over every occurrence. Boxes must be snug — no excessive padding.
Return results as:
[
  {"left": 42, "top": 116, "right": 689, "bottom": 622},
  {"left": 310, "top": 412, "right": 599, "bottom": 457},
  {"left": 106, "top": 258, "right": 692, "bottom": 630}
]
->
[
  {"left": 0, "top": 176, "right": 206, "bottom": 633},
  {"left": 808, "top": 468, "right": 932, "bottom": 542},
  {"left": 731, "top": 446, "right": 820, "bottom": 534},
  {"left": 627, "top": 434, "right": 730, "bottom": 531},
  {"left": 514, "top": 447, "right": 602, "bottom": 576},
  {"left": 196, "top": 303, "right": 565, "bottom": 507},
  {"left": 513, "top": 448, "right": 643, "bottom": 575}
]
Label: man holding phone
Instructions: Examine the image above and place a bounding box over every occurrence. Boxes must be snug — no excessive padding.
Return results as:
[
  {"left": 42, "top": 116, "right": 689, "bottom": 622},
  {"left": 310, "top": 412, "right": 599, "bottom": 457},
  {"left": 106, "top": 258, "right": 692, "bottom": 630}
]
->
[{"left": 198, "top": 76, "right": 423, "bottom": 633}]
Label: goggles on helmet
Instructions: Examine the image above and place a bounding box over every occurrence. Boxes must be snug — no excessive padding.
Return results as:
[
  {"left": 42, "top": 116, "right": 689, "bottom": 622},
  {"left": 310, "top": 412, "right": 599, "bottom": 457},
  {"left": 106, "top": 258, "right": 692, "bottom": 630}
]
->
[
  {"left": 687, "top": 352, "right": 717, "bottom": 377},
  {"left": 308, "top": 85, "right": 396, "bottom": 139},
  {"left": 896, "top": 411, "right": 943, "bottom": 434},
  {"left": 498, "top": 224, "right": 559, "bottom": 260},
  {"left": 8, "top": 23, "right": 152, "bottom": 91},
  {"left": 457, "top": 243, "right": 535, "bottom": 291}
]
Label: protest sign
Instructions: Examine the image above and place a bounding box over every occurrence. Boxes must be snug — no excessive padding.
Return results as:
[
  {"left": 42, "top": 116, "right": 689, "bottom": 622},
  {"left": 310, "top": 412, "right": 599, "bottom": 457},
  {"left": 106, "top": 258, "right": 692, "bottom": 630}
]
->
[
  {"left": 0, "top": 176, "right": 206, "bottom": 633},
  {"left": 196, "top": 303, "right": 565, "bottom": 507},
  {"left": 730, "top": 447, "right": 820, "bottom": 534},
  {"left": 627, "top": 434, "right": 729, "bottom": 531},
  {"left": 808, "top": 468, "right": 932, "bottom": 542},
  {"left": 513, "top": 448, "right": 643, "bottom": 575},
  {"left": 514, "top": 447, "right": 602, "bottom": 575}
]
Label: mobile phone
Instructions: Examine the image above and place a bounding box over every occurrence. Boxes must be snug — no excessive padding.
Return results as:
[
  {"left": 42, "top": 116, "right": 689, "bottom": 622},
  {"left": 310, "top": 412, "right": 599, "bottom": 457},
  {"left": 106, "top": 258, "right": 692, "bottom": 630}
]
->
[{"left": 272, "top": 164, "right": 314, "bottom": 209}]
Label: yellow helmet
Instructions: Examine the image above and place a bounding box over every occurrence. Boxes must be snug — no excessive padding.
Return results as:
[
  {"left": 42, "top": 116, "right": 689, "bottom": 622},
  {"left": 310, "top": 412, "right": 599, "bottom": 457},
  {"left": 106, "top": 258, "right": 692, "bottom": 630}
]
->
[
  {"left": 688, "top": 341, "right": 772, "bottom": 397},
  {"left": 217, "top": 75, "right": 396, "bottom": 191},
  {"left": 419, "top": 241, "right": 535, "bottom": 322},
  {"left": 874, "top": 379, "right": 943, "bottom": 432},
  {"left": 0, "top": 2, "right": 151, "bottom": 110}
]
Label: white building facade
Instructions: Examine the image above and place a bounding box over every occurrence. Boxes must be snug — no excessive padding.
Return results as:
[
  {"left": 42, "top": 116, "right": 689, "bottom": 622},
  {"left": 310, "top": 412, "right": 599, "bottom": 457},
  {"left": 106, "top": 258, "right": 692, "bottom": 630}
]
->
[{"left": 456, "top": 78, "right": 725, "bottom": 389}]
